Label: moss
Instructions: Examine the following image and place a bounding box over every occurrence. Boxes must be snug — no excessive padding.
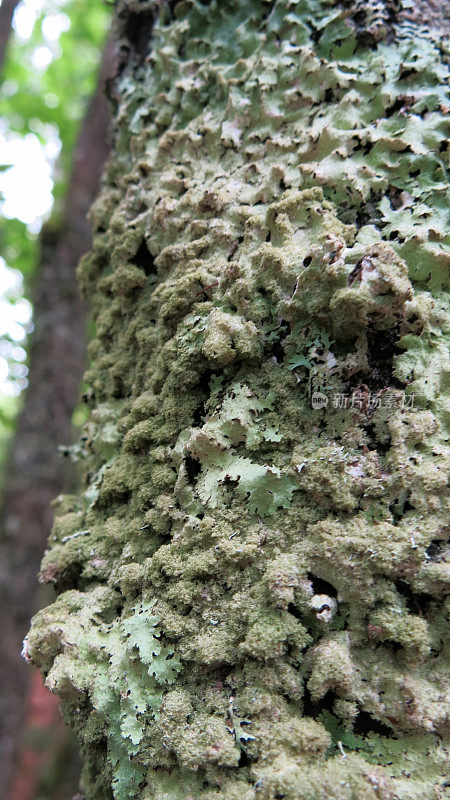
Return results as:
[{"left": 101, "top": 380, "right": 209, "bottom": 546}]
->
[
  {"left": 202, "top": 309, "right": 262, "bottom": 367},
  {"left": 26, "top": 0, "right": 449, "bottom": 798}
]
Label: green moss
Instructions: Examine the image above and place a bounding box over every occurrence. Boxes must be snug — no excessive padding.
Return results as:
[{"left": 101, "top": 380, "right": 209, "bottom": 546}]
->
[{"left": 26, "top": 0, "right": 449, "bottom": 798}]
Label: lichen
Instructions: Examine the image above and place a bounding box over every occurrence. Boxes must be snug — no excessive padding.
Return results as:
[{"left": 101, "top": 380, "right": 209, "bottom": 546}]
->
[{"left": 25, "top": 1, "right": 449, "bottom": 798}]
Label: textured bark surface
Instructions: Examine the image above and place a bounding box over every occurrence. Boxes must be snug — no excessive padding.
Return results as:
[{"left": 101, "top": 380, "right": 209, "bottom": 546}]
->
[
  {"left": 0, "top": 39, "right": 113, "bottom": 799},
  {"left": 0, "top": 0, "right": 20, "bottom": 75},
  {"left": 26, "top": 2, "right": 449, "bottom": 799}
]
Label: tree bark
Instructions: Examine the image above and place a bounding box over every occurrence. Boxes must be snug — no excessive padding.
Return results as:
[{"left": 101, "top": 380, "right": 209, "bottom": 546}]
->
[
  {"left": 0, "top": 0, "right": 20, "bottom": 75},
  {"left": 0, "top": 37, "right": 114, "bottom": 798},
  {"left": 26, "top": 2, "right": 449, "bottom": 800}
]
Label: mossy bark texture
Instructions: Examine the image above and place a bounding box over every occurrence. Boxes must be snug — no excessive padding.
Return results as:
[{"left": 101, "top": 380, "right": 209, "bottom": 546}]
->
[{"left": 25, "top": 2, "right": 449, "bottom": 799}]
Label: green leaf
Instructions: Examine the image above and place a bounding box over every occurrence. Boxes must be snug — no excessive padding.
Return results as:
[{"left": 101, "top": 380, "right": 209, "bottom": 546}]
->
[{"left": 287, "top": 353, "right": 312, "bottom": 370}]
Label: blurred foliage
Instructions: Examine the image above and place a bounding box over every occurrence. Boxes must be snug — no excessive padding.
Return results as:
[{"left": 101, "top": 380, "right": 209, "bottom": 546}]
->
[
  {"left": 0, "top": 217, "right": 37, "bottom": 282},
  {"left": 0, "top": 394, "right": 19, "bottom": 482},
  {"left": 0, "top": 0, "right": 111, "bottom": 273},
  {"left": 0, "top": 0, "right": 112, "bottom": 479}
]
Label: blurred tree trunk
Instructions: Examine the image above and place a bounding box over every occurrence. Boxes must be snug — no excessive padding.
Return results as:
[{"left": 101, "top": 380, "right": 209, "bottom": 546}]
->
[
  {"left": 0, "top": 0, "right": 20, "bottom": 75},
  {"left": 0, "top": 37, "right": 114, "bottom": 800}
]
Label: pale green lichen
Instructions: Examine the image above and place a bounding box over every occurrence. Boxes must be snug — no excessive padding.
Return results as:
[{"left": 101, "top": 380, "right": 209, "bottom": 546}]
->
[{"left": 26, "top": 0, "right": 449, "bottom": 798}]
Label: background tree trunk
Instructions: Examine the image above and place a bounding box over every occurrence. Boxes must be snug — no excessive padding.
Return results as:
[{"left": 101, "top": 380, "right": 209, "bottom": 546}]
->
[
  {"left": 26, "top": 2, "right": 449, "bottom": 799},
  {"left": 0, "top": 0, "right": 21, "bottom": 75},
  {"left": 0, "top": 37, "right": 114, "bottom": 799}
]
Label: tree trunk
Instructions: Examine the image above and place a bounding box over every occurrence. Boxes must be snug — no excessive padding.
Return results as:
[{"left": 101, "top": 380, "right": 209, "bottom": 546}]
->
[
  {"left": 0, "top": 38, "right": 113, "bottom": 798},
  {"left": 0, "top": 0, "right": 20, "bottom": 75},
  {"left": 26, "top": 2, "right": 449, "bottom": 800}
]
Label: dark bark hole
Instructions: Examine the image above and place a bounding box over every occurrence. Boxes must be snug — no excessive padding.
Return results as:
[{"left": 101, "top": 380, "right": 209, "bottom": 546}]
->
[
  {"left": 192, "top": 403, "right": 205, "bottom": 426},
  {"left": 387, "top": 185, "right": 404, "bottom": 209},
  {"left": 353, "top": 710, "right": 394, "bottom": 737},
  {"left": 114, "top": 600, "right": 125, "bottom": 618},
  {"left": 133, "top": 238, "right": 156, "bottom": 276},
  {"left": 46, "top": 560, "right": 83, "bottom": 594},
  {"left": 287, "top": 603, "right": 302, "bottom": 620},
  {"left": 352, "top": 9, "right": 365, "bottom": 26},
  {"left": 266, "top": 318, "right": 289, "bottom": 362},
  {"left": 302, "top": 688, "right": 336, "bottom": 718},
  {"left": 271, "top": 339, "right": 285, "bottom": 362},
  {"left": 388, "top": 489, "right": 412, "bottom": 521},
  {"left": 362, "top": 423, "right": 391, "bottom": 456},
  {"left": 399, "top": 67, "right": 417, "bottom": 81},
  {"left": 192, "top": 368, "right": 217, "bottom": 425},
  {"left": 237, "top": 748, "right": 252, "bottom": 767},
  {"left": 360, "top": 141, "right": 373, "bottom": 155},
  {"left": 227, "top": 235, "right": 244, "bottom": 260},
  {"left": 366, "top": 321, "right": 402, "bottom": 392},
  {"left": 123, "top": 9, "right": 156, "bottom": 63},
  {"left": 385, "top": 96, "right": 413, "bottom": 118},
  {"left": 198, "top": 369, "right": 213, "bottom": 393},
  {"left": 394, "top": 579, "right": 434, "bottom": 615},
  {"left": 348, "top": 261, "right": 363, "bottom": 284},
  {"left": 223, "top": 476, "right": 239, "bottom": 489},
  {"left": 309, "top": 24, "right": 321, "bottom": 45},
  {"left": 114, "top": 489, "right": 132, "bottom": 506},
  {"left": 111, "top": 376, "right": 130, "bottom": 399},
  {"left": 307, "top": 573, "right": 338, "bottom": 597},
  {"left": 344, "top": 192, "right": 383, "bottom": 230},
  {"left": 185, "top": 455, "right": 201, "bottom": 486},
  {"left": 261, "top": 0, "right": 277, "bottom": 25},
  {"left": 400, "top": 497, "right": 413, "bottom": 514},
  {"left": 425, "top": 538, "right": 448, "bottom": 562}
]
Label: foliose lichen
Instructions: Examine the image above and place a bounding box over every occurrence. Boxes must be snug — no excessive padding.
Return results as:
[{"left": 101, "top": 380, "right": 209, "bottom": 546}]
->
[{"left": 25, "top": 1, "right": 449, "bottom": 798}]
